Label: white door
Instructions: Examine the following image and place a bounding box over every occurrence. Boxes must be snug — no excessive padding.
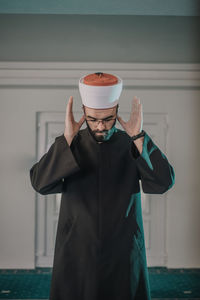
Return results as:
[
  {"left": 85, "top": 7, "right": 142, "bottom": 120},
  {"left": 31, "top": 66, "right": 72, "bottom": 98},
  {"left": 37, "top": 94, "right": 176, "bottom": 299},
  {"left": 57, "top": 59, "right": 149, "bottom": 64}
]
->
[{"left": 35, "top": 111, "right": 168, "bottom": 267}]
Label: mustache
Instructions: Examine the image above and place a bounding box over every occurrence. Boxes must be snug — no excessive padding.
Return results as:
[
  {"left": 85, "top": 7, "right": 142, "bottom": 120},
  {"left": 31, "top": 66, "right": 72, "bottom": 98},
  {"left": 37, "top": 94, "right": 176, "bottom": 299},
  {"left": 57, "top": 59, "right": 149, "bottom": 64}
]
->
[{"left": 93, "top": 130, "right": 108, "bottom": 134}]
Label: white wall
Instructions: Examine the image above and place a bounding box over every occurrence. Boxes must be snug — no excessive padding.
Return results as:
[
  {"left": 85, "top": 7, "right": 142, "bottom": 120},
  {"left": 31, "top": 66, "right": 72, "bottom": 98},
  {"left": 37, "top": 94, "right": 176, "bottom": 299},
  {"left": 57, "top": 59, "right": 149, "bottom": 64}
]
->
[
  {"left": 0, "top": 63, "right": 200, "bottom": 269},
  {"left": 0, "top": 87, "right": 75, "bottom": 268}
]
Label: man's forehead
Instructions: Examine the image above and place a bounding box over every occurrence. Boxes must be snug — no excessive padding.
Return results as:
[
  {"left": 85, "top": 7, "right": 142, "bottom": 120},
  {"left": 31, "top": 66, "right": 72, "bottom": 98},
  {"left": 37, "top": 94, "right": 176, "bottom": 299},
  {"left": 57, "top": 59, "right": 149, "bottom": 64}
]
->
[{"left": 83, "top": 105, "right": 117, "bottom": 117}]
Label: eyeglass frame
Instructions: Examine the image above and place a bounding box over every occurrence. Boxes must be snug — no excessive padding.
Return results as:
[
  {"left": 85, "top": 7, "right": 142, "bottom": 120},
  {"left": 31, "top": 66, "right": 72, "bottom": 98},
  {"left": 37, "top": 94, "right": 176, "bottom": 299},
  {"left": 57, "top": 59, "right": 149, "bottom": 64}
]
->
[
  {"left": 85, "top": 116, "right": 117, "bottom": 125},
  {"left": 82, "top": 104, "right": 119, "bottom": 126}
]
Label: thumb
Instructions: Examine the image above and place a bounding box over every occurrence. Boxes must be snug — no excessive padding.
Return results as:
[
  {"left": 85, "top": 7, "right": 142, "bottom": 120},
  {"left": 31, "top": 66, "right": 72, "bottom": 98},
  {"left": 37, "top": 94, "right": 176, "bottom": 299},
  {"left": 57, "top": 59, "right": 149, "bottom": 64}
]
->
[
  {"left": 78, "top": 115, "right": 85, "bottom": 128},
  {"left": 117, "top": 115, "right": 126, "bottom": 129}
]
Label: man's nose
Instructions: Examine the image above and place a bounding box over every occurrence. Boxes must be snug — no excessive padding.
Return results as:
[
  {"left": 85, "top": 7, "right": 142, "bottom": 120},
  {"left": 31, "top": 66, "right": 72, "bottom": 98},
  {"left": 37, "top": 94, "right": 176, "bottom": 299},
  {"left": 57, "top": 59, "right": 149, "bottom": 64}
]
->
[{"left": 97, "top": 121, "right": 106, "bottom": 131}]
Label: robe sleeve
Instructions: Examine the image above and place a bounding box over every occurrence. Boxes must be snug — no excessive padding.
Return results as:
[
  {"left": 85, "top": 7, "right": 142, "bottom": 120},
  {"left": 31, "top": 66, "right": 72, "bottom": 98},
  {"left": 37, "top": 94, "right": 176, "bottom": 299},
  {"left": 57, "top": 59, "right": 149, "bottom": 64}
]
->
[
  {"left": 130, "top": 131, "right": 175, "bottom": 194},
  {"left": 29, "top": 134, "right": 80, "bottom": 195}
]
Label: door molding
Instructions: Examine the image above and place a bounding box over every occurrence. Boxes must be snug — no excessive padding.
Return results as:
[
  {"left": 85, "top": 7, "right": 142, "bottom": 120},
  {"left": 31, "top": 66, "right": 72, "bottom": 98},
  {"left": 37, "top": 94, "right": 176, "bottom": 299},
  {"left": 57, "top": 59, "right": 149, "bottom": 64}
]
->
[{"left": 0, "top": 62, "right": 200, "bottom": 88}]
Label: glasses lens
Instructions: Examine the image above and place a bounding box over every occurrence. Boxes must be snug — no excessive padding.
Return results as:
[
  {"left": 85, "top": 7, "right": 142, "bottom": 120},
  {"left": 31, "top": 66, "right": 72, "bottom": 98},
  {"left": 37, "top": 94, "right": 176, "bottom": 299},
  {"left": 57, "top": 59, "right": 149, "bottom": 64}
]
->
[{"left": 86, "top": 116, "right": 116, "bottom": 125}]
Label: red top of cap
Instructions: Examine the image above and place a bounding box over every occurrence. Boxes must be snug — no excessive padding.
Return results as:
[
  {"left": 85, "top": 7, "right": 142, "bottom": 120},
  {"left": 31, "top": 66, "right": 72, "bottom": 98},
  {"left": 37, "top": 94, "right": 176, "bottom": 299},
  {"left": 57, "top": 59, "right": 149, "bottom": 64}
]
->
[{"left": 83, "top": 72, "right": 118, "bottom": 86}]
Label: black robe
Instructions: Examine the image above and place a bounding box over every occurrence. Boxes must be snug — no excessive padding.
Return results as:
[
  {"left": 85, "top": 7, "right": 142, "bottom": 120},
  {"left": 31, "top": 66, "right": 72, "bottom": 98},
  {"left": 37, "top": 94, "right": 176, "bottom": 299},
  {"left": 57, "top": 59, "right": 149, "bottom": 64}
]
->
[{"left": 30, "top": 126, "right": 175, "bottom": 300}]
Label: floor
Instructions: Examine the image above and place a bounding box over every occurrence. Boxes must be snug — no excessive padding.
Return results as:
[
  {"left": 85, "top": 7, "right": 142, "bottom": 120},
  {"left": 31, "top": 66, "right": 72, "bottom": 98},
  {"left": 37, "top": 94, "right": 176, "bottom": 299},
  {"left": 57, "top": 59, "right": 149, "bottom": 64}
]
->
[{"left": 0, "top": 267, "right": 199, "bottom": 299}]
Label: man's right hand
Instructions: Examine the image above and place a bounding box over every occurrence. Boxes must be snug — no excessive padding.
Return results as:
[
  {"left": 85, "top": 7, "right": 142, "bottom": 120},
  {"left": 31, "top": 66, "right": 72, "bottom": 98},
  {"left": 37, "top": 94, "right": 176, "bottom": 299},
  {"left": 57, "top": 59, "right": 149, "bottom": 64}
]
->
[{"left": 64, "top": 96, "right": 85, "bottom": 146}]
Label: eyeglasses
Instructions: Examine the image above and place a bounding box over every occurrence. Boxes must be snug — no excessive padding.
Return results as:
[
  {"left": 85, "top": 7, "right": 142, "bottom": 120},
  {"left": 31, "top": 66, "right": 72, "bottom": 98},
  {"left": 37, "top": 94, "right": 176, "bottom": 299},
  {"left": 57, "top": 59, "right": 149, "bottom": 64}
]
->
[{"left": 85, "top": 116, "right": 117, "bottom": 126}]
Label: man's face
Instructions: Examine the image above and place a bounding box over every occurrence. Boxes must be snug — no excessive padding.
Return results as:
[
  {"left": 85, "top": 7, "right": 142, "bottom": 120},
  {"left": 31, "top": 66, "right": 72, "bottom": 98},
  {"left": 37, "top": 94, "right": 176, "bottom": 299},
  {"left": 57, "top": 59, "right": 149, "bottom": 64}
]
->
[{"left": 83, "top": 105, "right": 118, "bottom": 142}]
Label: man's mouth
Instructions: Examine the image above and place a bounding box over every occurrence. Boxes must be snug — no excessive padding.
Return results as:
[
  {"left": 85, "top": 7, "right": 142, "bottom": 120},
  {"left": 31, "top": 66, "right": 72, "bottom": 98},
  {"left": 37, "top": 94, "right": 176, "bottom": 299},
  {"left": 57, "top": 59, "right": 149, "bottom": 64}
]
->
[{"left": 95, "top": 131, "right": 108, "bottom": 134}]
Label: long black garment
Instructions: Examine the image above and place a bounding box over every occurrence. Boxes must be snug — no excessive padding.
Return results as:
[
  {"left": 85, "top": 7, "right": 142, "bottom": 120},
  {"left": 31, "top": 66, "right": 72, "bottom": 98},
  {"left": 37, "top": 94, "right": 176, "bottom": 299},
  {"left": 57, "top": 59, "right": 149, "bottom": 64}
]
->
[{"left": 30, "top": 127, "right": 175, "bottom": 300}]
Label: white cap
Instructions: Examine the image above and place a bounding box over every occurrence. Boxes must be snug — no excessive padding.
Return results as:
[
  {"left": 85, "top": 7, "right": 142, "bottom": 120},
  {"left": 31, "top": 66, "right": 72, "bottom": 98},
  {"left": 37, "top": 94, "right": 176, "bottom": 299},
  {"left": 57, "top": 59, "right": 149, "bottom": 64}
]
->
[{"left": 79, "top": 72, "right": 123, "bottom": 109}]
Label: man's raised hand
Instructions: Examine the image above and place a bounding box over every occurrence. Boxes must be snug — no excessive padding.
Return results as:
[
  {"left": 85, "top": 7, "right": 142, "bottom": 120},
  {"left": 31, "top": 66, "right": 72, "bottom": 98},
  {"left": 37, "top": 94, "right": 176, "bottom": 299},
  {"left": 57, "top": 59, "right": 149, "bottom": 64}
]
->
[
  {"left": 64, "top": 96, "right": 85, "bottom": 146},
  {"left": 117, "top": 96, "right": 143, "bottom": 137}
]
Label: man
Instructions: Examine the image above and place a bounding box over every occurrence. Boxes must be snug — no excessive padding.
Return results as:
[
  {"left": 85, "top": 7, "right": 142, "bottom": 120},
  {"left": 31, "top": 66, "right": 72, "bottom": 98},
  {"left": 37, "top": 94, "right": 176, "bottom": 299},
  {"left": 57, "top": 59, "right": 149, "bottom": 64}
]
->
[{"left": 30, "top": 72, "right": 175, "bottom": 300}]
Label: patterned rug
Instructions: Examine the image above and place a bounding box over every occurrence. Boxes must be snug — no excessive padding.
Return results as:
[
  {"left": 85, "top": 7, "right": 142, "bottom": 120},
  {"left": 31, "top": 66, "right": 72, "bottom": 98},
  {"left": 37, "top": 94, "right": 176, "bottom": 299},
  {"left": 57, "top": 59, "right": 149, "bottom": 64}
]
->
[{"left": 0, "top": 267, "right": 199, "bottom": 299}]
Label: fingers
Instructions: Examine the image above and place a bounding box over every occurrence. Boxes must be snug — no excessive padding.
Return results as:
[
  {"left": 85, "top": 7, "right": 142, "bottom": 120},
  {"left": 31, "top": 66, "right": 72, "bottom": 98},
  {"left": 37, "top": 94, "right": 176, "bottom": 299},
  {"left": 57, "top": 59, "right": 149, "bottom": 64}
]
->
[
  {"left": 131, "top": 97, "right": 143, "bottom": 123},
  {"left": 134, "top": 95, "right": 140, "bottom": 103},
  {"left": 131, "top": 96, "right": 141, "bottom": 113},
  {"left": 66, "top": 96, "right": 74, "bottom": 120}
]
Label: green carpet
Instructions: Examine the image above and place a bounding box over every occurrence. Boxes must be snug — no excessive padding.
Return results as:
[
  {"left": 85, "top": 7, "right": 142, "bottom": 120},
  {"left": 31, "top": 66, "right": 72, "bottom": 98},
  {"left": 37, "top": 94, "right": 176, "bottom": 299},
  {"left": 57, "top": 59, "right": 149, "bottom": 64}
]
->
[
  {"left": 0, "top": 267, "right": 199, "bottom": 299},
  {"left": 149, "top": 268, "right": 200, "bottom": 299}
]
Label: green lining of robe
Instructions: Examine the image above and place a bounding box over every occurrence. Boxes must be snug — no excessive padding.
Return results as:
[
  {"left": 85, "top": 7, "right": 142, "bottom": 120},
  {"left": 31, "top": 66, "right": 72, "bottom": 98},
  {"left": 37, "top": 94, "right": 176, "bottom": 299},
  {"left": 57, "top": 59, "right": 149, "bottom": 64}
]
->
[{"left": 141, "top": 133, "right": 157, "bottom": 171}]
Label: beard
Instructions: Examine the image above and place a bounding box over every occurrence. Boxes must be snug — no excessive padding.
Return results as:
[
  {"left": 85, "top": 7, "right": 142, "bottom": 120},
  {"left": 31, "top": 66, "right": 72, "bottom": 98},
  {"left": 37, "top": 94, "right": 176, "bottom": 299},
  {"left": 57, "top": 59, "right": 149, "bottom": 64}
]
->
[
  {"left": 86, "top": 120, "right": 116, "bottom": 143},
  {"left": 92, "top": 130, "right": 109, "bottom": 142}
]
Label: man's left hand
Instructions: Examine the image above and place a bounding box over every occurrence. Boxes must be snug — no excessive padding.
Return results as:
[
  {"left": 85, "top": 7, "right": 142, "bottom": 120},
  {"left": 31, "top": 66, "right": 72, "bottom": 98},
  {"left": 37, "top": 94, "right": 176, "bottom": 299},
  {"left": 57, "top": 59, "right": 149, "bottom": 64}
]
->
[{"left": 117, "top": 96, "right": 143, "bottom": 137}]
